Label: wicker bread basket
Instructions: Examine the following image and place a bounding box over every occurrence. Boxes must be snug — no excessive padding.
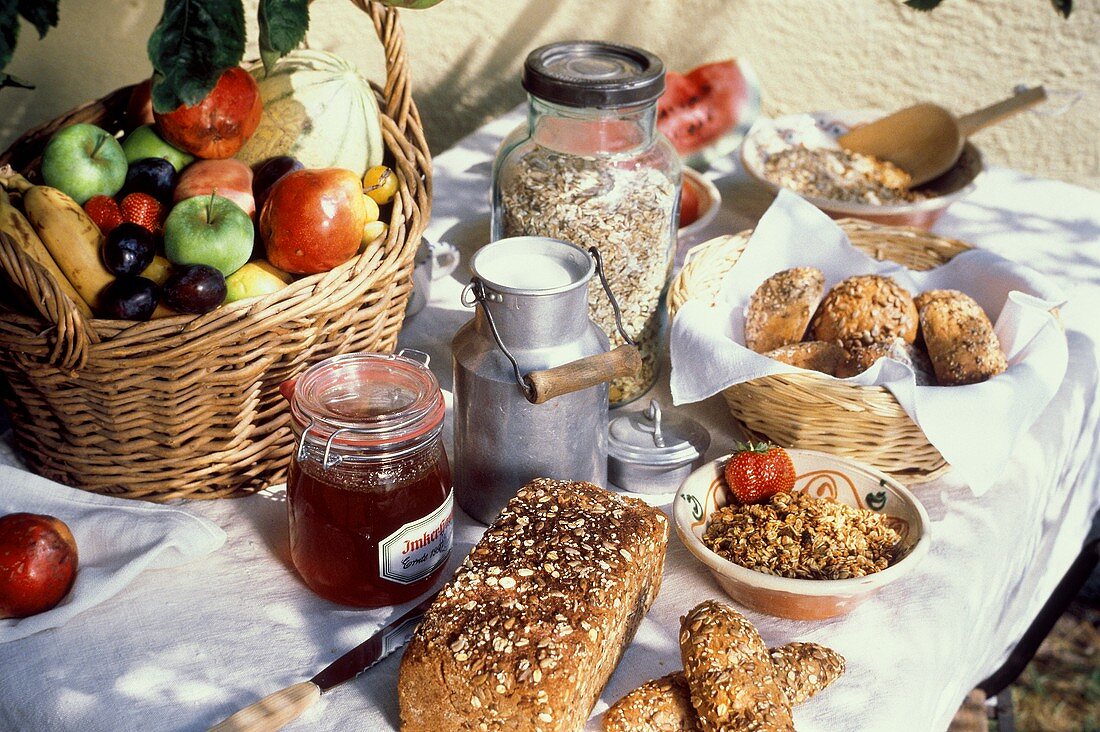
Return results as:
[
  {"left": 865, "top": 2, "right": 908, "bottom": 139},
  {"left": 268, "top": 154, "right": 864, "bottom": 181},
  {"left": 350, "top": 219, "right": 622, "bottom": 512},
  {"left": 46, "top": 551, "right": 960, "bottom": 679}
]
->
[
  {"left": 668, "top": 219, "right": 972, "bottom": 483},
  {"left": 0, "top": 1, "right": 431, "bottom": 501}
]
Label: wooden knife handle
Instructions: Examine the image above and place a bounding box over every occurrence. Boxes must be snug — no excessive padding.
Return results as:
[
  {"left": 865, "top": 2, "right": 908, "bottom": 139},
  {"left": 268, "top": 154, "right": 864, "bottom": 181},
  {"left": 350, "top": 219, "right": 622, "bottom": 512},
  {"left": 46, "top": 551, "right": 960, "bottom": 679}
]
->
[
  {"left": 524, "top": 345, "right": 642, "bottom": 404},
  {"left": 208, "top": 681, "right": 321, "bottom": 732}
]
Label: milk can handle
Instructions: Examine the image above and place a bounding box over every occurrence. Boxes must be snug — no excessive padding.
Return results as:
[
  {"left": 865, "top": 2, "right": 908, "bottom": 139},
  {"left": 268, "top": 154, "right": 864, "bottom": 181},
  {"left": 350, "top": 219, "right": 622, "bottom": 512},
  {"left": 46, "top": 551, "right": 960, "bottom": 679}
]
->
[{"left": 465, "top": 246, "right": 641, "bottom": 404}]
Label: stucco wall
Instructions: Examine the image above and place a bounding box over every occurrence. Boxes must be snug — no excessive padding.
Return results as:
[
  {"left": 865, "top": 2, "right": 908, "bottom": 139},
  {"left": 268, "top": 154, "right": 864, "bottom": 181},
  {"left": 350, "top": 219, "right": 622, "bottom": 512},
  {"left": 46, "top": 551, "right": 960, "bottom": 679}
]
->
[{"left": 2, "top": 0, "right": 1097, "bottom": 188}]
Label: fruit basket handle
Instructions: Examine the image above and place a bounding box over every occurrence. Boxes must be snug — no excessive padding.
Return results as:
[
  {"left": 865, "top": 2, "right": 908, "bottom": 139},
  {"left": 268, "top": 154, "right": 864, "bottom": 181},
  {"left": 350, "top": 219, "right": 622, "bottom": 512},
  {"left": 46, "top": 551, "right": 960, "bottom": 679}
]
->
[
  {"left": 0, "top": 231, "right": 93, "bottom": 371},
  {"left": 346, "top": 0, "right": 433, "bottom": 279}
]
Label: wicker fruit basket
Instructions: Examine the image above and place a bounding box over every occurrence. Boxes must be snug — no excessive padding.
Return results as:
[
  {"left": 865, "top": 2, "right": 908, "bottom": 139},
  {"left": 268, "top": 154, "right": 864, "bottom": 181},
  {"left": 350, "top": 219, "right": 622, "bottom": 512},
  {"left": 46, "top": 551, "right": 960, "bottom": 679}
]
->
[
  {"left": 0, "top": 1, "right": 431, "bottom": 501},
  {"left": 668, "top": 219, "right": 972, "bottom": 483}
]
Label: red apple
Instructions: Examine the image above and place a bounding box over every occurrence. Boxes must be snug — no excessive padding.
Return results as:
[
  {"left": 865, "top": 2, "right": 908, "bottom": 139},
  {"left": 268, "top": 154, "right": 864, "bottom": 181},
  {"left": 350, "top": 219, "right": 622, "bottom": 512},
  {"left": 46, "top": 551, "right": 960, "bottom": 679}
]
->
[
  {"left": 260, "top": 168, "right": 368, "bottom": 274},
  {"left": 154, "top": 67, "right": 262, "bottom": 160},
  {"left": 175, "top": 159, "right": 255, "bottom": 217},
  {"left": 0, "top": 513, "right": 79, "bottom": 619}
]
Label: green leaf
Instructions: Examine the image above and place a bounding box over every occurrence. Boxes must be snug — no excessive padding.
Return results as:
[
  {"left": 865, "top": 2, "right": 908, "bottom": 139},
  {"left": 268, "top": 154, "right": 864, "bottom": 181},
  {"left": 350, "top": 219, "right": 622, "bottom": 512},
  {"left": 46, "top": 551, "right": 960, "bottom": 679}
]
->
[
  {"left": 258, "top": 0, "right": 309, "bottom": 75},
  {"left": 0, "top": 1, "right": 19, "bottom": 71},
  {"left": 904, "top": 0, "right": 945, "bottom": 9},
  {"left": 1051, "top": 0, "right": 1071, "bottom": 17},
  {"left": 17, "top": 0, "right": 58, "bottom": 39},
  {"left": 0, "top": 69, "right": 32, "bottom": 89},
  {"left": 147, "top": 0, "right": 246, "bottom": 113}
]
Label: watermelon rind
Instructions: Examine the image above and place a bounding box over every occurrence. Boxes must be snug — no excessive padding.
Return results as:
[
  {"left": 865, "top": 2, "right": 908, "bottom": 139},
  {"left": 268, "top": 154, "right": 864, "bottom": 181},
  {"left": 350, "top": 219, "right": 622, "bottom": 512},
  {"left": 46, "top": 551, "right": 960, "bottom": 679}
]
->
[{"left": 683, "top": 59, "right": 763, "bottom": 171}]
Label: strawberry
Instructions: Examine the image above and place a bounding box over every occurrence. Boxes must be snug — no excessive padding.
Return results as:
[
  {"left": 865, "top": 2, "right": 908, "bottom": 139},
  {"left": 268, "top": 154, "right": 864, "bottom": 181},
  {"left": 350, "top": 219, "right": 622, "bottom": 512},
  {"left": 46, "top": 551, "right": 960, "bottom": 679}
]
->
[
  {"left": 83, "top": 195, "right": 122, "bottom": 234},
  {"left": 120, "top": 192, "right": 164, "bottom": 234},
  {"left": 723, "top": 441, "right": 796, "bottom": 505}
]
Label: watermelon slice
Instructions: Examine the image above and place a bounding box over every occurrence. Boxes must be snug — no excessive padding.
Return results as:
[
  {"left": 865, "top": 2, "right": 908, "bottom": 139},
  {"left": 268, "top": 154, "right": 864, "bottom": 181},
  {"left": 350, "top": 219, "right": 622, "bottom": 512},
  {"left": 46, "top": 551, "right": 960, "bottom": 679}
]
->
[{"left": 658, "top": 59, "right": 761, "bottom": 167}]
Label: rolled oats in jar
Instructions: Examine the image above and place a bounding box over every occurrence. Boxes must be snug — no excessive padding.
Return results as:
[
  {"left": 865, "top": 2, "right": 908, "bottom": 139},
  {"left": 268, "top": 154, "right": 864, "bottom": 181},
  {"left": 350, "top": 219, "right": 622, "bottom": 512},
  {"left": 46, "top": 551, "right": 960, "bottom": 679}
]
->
[{"left": 490, "top": 41, "right": 681, "bottom": 405}]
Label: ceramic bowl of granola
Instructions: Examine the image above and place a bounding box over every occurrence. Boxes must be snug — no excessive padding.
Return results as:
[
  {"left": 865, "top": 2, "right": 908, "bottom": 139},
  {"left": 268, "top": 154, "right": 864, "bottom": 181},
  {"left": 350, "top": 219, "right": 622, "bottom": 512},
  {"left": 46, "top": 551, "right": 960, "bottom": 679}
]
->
[
  {"left": 674, "top": 449, "right": 930, "bottom": 620},
  {"left": 741, "top": 111, "right": 983, "bottom": 229}
]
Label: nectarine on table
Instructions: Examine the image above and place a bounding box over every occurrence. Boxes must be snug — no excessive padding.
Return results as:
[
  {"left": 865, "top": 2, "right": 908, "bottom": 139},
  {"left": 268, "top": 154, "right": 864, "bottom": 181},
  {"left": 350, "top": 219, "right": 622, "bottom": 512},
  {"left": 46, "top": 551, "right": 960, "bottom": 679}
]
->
[{"left": 0, "top": 513, "right": 79, "bottom": 619}]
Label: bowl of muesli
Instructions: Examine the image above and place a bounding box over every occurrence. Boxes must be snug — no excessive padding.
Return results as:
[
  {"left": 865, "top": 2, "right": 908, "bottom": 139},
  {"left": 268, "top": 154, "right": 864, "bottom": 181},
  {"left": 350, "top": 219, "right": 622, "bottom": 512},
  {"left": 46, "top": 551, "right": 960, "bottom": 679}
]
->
[
  {"left": 740, "top": 111, "right": 983, "bottom": 229},
  {"left": 674, "top": 449, "right": 930, "bottom": 620}
]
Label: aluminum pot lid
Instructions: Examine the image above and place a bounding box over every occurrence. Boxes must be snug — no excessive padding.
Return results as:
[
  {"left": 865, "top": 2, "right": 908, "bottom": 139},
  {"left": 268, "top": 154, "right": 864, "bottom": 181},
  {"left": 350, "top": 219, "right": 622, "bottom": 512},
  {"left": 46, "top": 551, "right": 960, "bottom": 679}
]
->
[{"left": 608, "top": 400, "right": 710, "bottom": 468}]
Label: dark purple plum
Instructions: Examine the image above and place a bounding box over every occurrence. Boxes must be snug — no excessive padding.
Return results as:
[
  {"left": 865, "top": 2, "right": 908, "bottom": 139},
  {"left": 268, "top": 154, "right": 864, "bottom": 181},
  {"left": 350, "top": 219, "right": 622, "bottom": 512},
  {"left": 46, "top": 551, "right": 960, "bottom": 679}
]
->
[
  {"left": 162, "top": 264, "right": 226, "bottom": 314},
  {"left": 100, "top": 277, "right": 159, "bottom": 321},
  {"left": 122, "top": 157, "right": 178, "bottom": 203},
  {"left": 252, "top": 156, "right": 304, "bottom": 215},
  {"left": 102, "top": 223, "right": 156, "bottom": 276}
]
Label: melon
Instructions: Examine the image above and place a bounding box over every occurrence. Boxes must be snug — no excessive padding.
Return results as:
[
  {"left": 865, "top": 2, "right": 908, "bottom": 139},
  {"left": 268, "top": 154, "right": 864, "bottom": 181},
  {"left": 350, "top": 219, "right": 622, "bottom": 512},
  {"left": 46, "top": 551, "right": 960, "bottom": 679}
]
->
[{"left": 236, "top": 50, "right": 384, "bottom": 177}]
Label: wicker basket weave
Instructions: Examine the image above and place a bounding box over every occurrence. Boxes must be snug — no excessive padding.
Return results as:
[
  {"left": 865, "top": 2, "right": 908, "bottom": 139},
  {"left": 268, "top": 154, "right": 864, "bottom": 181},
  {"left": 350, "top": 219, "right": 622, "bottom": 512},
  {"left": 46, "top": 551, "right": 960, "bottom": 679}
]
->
[
  {"left": 668, "top": 219, "right": 972, "bottom": 483},
  {"left": 0, "top": 1, "right": 431, "bottom": 501}
]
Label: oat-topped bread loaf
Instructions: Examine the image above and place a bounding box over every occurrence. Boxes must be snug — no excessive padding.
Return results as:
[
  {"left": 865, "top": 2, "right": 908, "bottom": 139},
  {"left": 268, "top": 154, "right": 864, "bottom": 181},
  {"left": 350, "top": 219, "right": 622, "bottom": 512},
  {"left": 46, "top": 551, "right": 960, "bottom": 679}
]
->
[
  {"left": 398, "top": 478, "right": 669, "bottom": 732},
  {"left": 810, "top": 274, "right": 918, "bottom": 349},
  {"left": 602, "top": 642, "right": 845, "bottom": 731},
  {"left": 745, "top": 267, "right": 825, "bottom": 353},
  {"left": 915, "top": 289, "right": 1007, "bottom": 385}
]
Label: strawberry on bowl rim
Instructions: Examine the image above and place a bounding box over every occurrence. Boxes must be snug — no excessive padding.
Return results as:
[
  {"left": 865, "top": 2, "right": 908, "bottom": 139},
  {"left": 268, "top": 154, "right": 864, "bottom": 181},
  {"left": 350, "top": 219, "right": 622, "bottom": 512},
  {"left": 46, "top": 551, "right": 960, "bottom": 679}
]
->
[{"left": 673, "top": 448, "right": 931, "bottom": 621}]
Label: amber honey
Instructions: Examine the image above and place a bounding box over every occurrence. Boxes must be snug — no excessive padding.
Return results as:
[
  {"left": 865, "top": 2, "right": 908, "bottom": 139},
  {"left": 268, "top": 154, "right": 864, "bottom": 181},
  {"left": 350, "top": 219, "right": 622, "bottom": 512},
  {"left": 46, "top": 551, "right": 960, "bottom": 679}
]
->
[{"left": 284, "top": 351, "right": 452, "bottom": 608}]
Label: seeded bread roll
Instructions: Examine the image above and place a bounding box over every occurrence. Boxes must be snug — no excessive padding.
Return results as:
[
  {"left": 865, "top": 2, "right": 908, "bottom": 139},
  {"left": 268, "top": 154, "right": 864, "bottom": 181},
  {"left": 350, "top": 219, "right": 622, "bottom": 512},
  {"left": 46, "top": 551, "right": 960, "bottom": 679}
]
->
[
  {"left": 915, "top": 289, "right": 1007, "bottom": 385},
  {"left": 841, "top": 337, "right": 937, "bottom": 385},
  {"left": 810, "top": 274, "right": 918, "bottom": 348},
  {"left": 602, "top": 642, "right": 846, "bottom": 732},
  {"left": 765, "top": 340, "right": 849, "bottom": 376},
  {"left": 398, "top": 478, "right": 669, "bottom": 732},
  {"left": 769, "top": 642, "right": 847, "bottom": 705},
  {"left": 679, "top": 601, "right": 794, "bottom": 732},
  {"left": 603, "top": 673, "right": 698, "bottom": 732},
  {"left": 745, "top": 267, "right": 825, "bottom": 353}
]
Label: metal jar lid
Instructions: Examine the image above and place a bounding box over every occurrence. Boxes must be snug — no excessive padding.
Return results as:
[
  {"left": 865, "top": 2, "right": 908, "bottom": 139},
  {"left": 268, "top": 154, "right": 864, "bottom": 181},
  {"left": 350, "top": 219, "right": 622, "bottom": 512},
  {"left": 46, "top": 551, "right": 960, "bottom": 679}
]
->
[
  {"left": 522, "top": 41, "right": 665, "bottom": 109},
  {"left": 608, "top": 400, "right": 710, "bottom": 494}
]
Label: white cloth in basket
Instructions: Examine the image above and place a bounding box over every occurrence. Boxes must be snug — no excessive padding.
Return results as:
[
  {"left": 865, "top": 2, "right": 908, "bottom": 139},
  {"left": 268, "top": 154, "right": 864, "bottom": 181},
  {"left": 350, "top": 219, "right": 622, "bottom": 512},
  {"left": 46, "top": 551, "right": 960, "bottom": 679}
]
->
[
  {"left": 0, "top": 466, "right": 225, "bottom": 642},
  {"left": 670, "top": 191, "right": 1068, "bottom": 494}
]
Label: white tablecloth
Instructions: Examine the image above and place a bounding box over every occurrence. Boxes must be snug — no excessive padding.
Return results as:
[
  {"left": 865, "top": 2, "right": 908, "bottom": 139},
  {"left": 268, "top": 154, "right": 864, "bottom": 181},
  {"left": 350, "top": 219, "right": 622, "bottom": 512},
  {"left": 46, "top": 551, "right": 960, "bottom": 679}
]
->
[{"left": 1, "top": 109, "right": 1098, "bottom": 732}]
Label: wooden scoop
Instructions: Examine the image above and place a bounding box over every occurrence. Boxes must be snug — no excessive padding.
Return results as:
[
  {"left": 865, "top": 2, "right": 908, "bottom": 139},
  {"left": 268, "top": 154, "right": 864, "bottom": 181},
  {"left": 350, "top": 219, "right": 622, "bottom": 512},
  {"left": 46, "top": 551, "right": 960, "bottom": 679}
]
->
[{"left": 839, "top": 86, "right": 1046, "bottom": 186}]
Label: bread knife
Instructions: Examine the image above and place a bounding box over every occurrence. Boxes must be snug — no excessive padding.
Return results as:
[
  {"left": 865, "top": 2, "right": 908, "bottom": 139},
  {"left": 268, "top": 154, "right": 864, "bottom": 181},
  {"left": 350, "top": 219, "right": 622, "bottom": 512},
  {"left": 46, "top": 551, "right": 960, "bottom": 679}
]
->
[{"left": 208, "top": 591, "right": 437, "bottom": 732}]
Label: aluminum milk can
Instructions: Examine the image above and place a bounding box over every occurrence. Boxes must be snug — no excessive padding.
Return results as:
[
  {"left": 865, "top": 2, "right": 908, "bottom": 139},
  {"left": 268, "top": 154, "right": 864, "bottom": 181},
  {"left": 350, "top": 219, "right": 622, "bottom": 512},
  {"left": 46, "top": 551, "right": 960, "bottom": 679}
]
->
[{"left": 452, "top": 236, "right": 641, "bottom": 524}]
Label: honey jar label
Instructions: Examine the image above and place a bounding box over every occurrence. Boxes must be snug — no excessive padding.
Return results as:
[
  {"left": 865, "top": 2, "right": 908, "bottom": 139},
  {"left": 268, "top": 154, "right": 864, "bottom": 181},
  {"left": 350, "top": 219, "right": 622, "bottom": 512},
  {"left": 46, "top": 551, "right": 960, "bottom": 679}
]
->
[{"left": 378, "top": 490, "right": 454, "bottom": 585}]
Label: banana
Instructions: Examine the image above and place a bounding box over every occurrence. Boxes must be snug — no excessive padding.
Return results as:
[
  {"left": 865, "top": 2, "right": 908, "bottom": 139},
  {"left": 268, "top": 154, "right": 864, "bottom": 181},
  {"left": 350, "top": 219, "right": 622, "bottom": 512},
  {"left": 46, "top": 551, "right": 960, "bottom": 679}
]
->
[
  {"left": 0, "top": 186, "right": 95, "bottom": 318},
  {"left": 19, "top": 182, "right": 113, "bottom": 312}
]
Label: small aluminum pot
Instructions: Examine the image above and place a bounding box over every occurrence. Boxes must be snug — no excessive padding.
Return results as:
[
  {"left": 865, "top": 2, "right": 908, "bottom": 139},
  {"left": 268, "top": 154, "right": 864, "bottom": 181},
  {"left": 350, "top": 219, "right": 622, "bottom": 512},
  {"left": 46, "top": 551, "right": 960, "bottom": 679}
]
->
[{"left": 608, "top": 400, "right": 710, "bottom": 495}]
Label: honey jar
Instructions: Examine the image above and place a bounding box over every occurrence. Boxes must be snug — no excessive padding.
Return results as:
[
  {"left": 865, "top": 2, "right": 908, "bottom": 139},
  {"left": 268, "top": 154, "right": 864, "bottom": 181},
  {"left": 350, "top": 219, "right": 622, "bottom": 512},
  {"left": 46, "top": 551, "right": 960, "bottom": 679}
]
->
[{"left": 283, "top": 351, "right": 452, "bottom": 608}]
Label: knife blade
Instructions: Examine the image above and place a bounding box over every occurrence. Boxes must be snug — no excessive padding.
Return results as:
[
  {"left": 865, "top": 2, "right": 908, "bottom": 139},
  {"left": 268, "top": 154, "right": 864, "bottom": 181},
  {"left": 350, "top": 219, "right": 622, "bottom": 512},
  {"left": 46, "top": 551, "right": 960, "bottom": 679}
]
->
[{"left": 208, "top": 591, "right": 437, "bottom": 732}]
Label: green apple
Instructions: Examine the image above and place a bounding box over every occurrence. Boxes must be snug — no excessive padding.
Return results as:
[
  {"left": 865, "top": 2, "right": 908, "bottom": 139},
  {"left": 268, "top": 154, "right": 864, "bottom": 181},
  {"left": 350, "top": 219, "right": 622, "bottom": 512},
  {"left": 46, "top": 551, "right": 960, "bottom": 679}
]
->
[
  {"left": 224, "top": 261, "right": 293, "bottom": 303},
  {"left": 40, "top": 123, "right": 127, "bottom": 204},
  {"left": 164, "top": 194, "right": 254, "bottom": 276},
  {"left": 122, "top": 125, "right": 194, "bottom": 172}
]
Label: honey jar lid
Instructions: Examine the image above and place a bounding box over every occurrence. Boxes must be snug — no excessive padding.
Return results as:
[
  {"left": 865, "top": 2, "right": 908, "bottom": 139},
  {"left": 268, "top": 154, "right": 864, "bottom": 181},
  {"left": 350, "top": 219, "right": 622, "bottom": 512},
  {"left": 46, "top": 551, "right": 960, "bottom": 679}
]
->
[
  {"left": 289, "top": 350, "right": 445, "bottom": 450},
  {"left": 608, "top": 400, "right": 710, "bottom": 469}
]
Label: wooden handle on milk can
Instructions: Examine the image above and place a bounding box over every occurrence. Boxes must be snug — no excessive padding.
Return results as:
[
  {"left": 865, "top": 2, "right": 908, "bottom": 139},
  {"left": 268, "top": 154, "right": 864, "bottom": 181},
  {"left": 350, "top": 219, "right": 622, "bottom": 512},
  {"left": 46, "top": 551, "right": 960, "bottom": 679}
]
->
[{"left": 523, "top": 345, "right": 642, "bottom": 405}]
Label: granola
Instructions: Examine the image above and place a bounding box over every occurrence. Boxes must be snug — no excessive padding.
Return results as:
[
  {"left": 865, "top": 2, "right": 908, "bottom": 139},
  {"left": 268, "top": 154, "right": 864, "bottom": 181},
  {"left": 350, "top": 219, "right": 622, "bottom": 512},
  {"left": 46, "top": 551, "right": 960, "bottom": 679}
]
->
[
  {"left": 762, "top": 144, "right": 926, "bottom": 205},
  {"left": 702, "top": 491, "right": 900, "bottom": 580}
]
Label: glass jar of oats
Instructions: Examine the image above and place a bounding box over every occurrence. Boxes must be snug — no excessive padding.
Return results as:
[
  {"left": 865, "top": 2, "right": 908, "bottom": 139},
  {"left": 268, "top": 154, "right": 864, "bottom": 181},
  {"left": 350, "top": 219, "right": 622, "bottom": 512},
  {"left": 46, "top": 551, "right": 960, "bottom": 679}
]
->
[{"left": 490, "top": 41, "right": 681, "bottom": 405}]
